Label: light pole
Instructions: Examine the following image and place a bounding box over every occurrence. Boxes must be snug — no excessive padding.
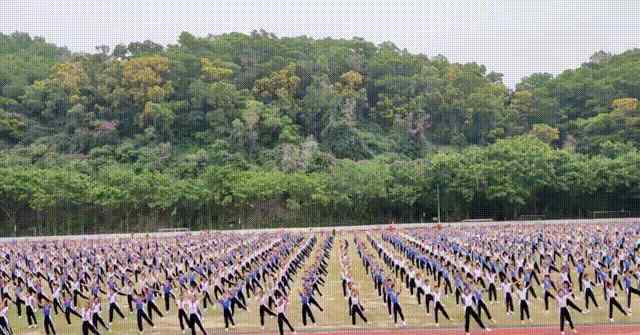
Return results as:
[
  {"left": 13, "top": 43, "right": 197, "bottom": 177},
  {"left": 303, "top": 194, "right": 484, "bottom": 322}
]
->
[{"left": 437, "top": 183, "right": 441, "bottom": 224}]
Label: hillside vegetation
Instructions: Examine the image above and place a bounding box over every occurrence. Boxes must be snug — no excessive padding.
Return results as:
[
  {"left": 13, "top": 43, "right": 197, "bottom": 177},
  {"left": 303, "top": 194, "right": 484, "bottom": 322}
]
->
[{"left": 1, "top": 31, "right": 639, "bottom": 235}]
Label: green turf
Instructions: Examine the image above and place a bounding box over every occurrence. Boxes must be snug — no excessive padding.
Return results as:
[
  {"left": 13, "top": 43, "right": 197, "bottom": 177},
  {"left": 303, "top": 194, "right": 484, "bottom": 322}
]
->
[{"left": 7, "top": 232, "right": 640, "bottom": 334}]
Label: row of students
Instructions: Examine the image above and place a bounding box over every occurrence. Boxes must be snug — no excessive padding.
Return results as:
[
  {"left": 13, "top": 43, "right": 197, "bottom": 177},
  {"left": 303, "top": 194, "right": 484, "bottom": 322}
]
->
[{"left": 339, "top": 239, "right": 368, "bottom": 326}]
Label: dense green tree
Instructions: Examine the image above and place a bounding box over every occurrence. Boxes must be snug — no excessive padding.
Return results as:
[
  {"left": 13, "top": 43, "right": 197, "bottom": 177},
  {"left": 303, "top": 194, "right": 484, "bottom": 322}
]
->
[{"left": 1, "top": 32, "right": 640, "bottom": 234}]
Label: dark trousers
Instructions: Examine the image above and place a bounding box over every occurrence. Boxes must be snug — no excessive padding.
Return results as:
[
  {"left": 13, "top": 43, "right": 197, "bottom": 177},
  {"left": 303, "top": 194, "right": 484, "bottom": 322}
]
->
[
  {"left": 81, "top": 321, "right": 100, "bottom": 335},
  {"left": 393, "top": 303, "right": 405, "bottom": 324},
  {"left": 0, "top": 317, "right": 12, "bottom": 335},
  {"left": 260, "top": 305, "right": 276, "bottom": 326},
  {"left": 92, "top": 313, "right": 108, "bottom": 331},
  {"left": 26, "top": 306, "right": 37, "bottom": 326},
  {"left": 53, "top": 298, "right": 63, "bottom": 315},
  {"left": 108, "top": 303, "right": 125, "bottom": 323},
  {"left": 425, "top": 294, "right": 434, "bottom": 314},
  {"left": 627, "top": 287, "right": 640, "bottom": 308},
  {"left": 0, "top": 318, "right": 13, "bottom": 335},
  {"left": 147, "top": 301, "right": 163, "bottom": 321},
  {"left": 178, "top": 309, "right": 189, "bottom": 330},
  {"left": 416, "top": 287, "right": 425, "bottom": 304},
  {"left": 609, "top": 297, "right": 627, "bottom": 319},
  {"left": 223, "top": 308, "right": 235, "bottom": 329},
  {"left": 560, "top": 307, "right": 574, "bottom": 331},
  {"left": 585, "top": 288, "right": 598, "bottom": 309},
  {"left": 64, "top": 307, "right": 82, "bottom": 324},
  {"left": 434, "top": 301, "right": 449, "bottom": 324},
  {"left": 520, "top": 301, "right": 530, "bottom": 320},
  {"left": 136, "top": 309, "right": 154, "bottom": 332},
  {"left": 477, "top": 299, "right": 492, "bottom": 320},
  {"left": 351, "top": 304, "right": 367, "bottom": 325},
  {"left": 44, "top": 316, "right": 56, "bottom": 335},
  {"left": 488, "top": 283, "right": 497, "bottom": 301},
  {"left": 544, "top": 291, "right": 555, "bottom": 311},
  {"left": 277, "top": 313, "right": 294, "bottom": 335},
  {"left": 301, "top": 304, "right": 315, "bottom": 326},
  {"left": 505, "top": 293, "right": 514, "bottom": 313},
  {"left": 189, "top": 314, "right": 207, "bottom": 335},
  {"left": 464, "top": 306, "right": 486, "bottom": 333},
  {"left": 164, "top": 292, "right": 175, "bottom": 311},
  {"left": 202, "top": 292, "right": 213, "bottom": 309}
]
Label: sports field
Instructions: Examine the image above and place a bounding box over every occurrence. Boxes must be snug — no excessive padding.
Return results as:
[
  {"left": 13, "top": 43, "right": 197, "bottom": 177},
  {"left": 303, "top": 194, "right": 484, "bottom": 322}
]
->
[{"left": 3, "top": 221, "right": 640, "bottom": 335}]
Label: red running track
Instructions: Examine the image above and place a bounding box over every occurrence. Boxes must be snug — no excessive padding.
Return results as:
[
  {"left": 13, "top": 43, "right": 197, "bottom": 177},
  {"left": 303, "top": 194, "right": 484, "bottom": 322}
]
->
[{"left": 298, "top": 324, "right": 640, "bottom": 335}]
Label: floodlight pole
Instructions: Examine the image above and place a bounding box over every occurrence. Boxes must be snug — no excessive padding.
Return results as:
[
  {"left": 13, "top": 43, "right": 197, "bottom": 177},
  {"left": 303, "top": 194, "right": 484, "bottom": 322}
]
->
[{"left": 437, "top": 183, "right": 441, "bottom": 224}]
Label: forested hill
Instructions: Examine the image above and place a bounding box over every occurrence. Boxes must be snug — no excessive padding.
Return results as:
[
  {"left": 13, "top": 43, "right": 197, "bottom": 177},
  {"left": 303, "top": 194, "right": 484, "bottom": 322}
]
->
[{"left": 1, "top": 31, "right": 640, "bottom": 235}]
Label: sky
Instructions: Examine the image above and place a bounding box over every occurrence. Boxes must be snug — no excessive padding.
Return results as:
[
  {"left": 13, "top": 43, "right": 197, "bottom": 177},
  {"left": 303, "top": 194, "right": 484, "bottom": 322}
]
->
[{"left": 2, "top": 0, "right": 639, "bottom": 87}]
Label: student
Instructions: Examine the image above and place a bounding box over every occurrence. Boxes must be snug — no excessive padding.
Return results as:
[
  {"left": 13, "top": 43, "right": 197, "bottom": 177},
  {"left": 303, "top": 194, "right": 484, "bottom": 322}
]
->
[
  {"left": 25, "top": 291, "right": 38, "bottom": 328},
  {"left": 423, "top": 278, "right": 434, "bottom": 315},
  {"left": 144, "top": 287, "right": 163, "bottom": 322},
  {"left": 388, "top": 283, "right": 406, "bottom": 327},
  {"left": 177, "top": 293, "right": 190, "bottom": 334},
  {"left": 229, "top": 286, "right": 248, "bottom": 315},
  {"left": 258, "top": 289, "right": 276, "bottom": 330},
  {"left": 462, "top": 287, "right": 490, "bottom": 335},
  {"left": 41, "top": 302, "right": 56, "bottom": 335},
  {"left": 81, "top": 302, "right": 101, "bottom": 335},
  {"left": 623, "top": 271, "right": 640, "bottom": 309},
  {"left": 299, "top": 288, "right": 316, "bottom": 326},
  {"left": 134, "top": 294, "right": 155, "bottom": 333},
  {"left": 107, "top": 289, "right": 126, "bottom": 325},
  {"left": 454, "top": 273, "right": 464, "bottom": 305},
  {"left": 63, "top": 293, "right": 82, "bottom": 325},
  {"left": 500, "top": 279, "right": 514, "bottom": 317},
  {"left": 72, "top": 280, "right": 89, "bottom": 307},
  {"left": 415, "top": 273, "right": 425, "bottom": 305},
  {"left": 563, "top": 282, "right": 584, "bottom": 314},
  {"left": 576, "top": 260, "right": 586, "bottom": 292},
  {"left": 275, "top": 296, "right": 295, "bottom": 335},
  {"left": 350, "top": 288, "right": 367, "bottom": 325},
  {"left": 516, "top": 282, "right": 531, "bottom": 323},
  {"left": 433, "top": 286, "right": 450, "bottom": 327},
  {"left": 51, "top": 284, "right": 64, "bottom": 315},
  {"left": 13, "top": 283, "right": 24, "bottom": 319},
  {"left": 543, "top": 274, "right": 557, "bottom": 313},
  {"left": 199, "top": 279, "right": 214, "bottom": 311},
  {"left": 341, "top": 269, "right": 351, "bottom": 299},
  {"left": 582, "top": 273, "right": 599, "bottom": 312},
  {"left": 486, "top": 271, "right": 498, "bottom": 304},
  {"left": 606, "top": 281, "right": 629, "bottom": 322},
  {"left": 557, "top": 288, "right": 577, "bottom": 335},
  {"left": 0, "top": 299, "right": 12, "bottom": 335},
  {"left": 219, "top": 291, "right": 235, "bottom": 331},
  {"left": 346, "top": 282, "right": 353, "bottom": 316},
  {"left": 163, "top": 280, "right": 175, "bottom": 312},
  {"left": 473, "top": 285, "right": 493, "bottom": 323},
  {"left": 407, "top": 266, "right": 417, "bottom": 296},
  {"left": 188, "top": 295, "right": 208, "bottom": 335},
  {"left": 306, "top": 286, "right": 324, "bottom": 313},
  {"left": 91, "top": 298, "right": 109, "bottom": 332},
  {"left": 212, "top": 276, "right": 224, "bottom": 301},
  {"left": 123, "top": 281, "right": 135, "bottom": 314}
]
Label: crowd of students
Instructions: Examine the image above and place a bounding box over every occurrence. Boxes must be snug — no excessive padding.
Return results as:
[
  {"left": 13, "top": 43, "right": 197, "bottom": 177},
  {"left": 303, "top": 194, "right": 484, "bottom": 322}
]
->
[
  {"left": 0, "top": 223, "right": 638, "bottom": 335},
  {"left": 0, "top": 231, "right": 317, "bottom": 335},
  {"left": 364, "top": 223, "right": 640, "bottom": 335}
]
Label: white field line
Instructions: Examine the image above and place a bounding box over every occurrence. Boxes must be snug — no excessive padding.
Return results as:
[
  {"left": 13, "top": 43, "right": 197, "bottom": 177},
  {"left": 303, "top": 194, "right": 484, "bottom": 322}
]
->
[{"left": 1, "top": 217, "right": 639, "bottom": 243}]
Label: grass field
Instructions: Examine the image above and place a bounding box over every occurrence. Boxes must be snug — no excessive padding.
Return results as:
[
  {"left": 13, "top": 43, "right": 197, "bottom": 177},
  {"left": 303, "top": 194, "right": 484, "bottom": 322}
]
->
[{"left": 7, "top": 231, "right": 640, "bottom": 335}]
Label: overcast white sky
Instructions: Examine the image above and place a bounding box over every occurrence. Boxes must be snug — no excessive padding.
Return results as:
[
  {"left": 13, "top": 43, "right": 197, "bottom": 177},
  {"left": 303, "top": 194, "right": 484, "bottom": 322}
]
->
[{"left": 2, "top": 0, "right": 639, "bottom": 87}]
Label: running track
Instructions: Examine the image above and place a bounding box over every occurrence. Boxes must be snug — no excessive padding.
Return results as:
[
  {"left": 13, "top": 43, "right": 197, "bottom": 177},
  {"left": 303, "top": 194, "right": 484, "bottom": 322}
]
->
[{"left": 267, "top": 324, "right": 640, "bottom": 335}]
